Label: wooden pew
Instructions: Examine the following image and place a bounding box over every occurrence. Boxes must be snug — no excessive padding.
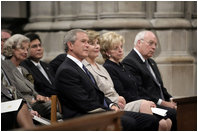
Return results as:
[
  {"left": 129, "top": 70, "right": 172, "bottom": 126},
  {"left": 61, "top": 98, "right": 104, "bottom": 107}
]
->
[
  {"left": 21, "top": 111, "right": 124, "bottom": 131},
  {"left": 173, "top": 96, "right": 197, "bottom": 130},
  {"left": 50, "top": 95, "right": 62, "bottom": 123},
  {"left": 50, "top": 95, "right": 58, "bottom": 123}
]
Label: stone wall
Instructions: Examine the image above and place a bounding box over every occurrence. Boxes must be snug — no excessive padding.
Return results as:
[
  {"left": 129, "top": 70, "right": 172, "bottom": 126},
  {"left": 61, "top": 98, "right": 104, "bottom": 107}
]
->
[{"left": 24, "top": 1, "right": 197, "bottom": 97}]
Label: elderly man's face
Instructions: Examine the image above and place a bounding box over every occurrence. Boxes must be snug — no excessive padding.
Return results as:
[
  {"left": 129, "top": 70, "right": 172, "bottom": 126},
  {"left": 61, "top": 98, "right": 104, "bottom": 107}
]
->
[
  {"left": 1, "top": 31, "right": 11, "bottom": 53},
  {"left": 69, "top": 32, "right": 89, "bottom": 61},
  {"left": 138, "top": 32, "right": 157, "bottom": 59}
]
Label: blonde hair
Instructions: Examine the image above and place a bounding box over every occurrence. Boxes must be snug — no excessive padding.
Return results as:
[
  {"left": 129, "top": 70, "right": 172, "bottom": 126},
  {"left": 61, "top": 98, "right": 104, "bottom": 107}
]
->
[
  {"left": 99, "top": 32, "right": 125, "bottom": 60},
  {"left": 3, "top": 34, "right": 30, "bottom": 58},
  {"left": 86, "top": 30, "right": 100, "bottom": 44}
]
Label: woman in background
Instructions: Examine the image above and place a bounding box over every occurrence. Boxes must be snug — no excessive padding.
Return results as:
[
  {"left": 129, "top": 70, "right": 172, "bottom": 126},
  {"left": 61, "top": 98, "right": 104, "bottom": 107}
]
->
[{"left": 3, "top": 34, "right": 51, "bottom": 119}]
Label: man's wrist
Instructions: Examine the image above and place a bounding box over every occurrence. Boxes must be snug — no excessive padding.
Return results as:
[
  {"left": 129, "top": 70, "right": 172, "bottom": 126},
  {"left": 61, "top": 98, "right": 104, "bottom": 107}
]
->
[
  {"left": 157, "top": 99, "right": 162, "bottom": 105},
  {"left": 110, "top": 103, "right": 120, "bottom": 109}
]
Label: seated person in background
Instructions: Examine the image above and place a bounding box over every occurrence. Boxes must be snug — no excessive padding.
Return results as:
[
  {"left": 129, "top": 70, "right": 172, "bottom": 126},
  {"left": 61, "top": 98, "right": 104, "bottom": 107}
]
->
[
  {"left": 100, "top": 31, "right": 176, "bottom": 130},
  {"left": 20, "top": 33, "right": 57, "bottom": 97},
  {"left": 55, "top": 29, "right": 161, "bottom": 131},
  {"left": 2, "top": 34, "right": 51, "bottom": 119},
  {"left": 1, "top": 29, "right": 12, "bottom": 60},
  {"left": 1, "top": 84, "right": 35, "bottom": 130},
  {"left": 83, "top": 30, "right": 171, "bottom": 131},
  {"left": 122, "top": 30, "right": 177, "bottom": 130},
  {"left": 49, "top": 53, "right": 67, "bottom": 74},
  {"left": 122, "top": 30, "right": 177, "bottom": 109}
]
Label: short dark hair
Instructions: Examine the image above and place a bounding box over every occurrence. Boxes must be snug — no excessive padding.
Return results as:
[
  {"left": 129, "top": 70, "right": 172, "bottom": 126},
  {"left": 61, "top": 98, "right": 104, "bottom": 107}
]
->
[
  {"left": 1, "top": 29, "right": 12, "bottom": 35},
  {"left": 24, "top": 32, "right": 42, "bottom": 43}
]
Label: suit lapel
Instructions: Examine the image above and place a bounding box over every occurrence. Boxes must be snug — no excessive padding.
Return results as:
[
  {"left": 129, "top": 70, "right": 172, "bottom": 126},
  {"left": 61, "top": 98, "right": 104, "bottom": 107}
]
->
[
  {"left": 67, "top": 58, "right": 100, "bottom": 91},
  {"left": 92, "top": 64, "right": 108, "bottom": 79},
  {"left": 27, "top": 59, "right": 53, "bottom": 85},
  {"left": 148, "top": 59, "right": 162, "bottom": 85},
  {"left": 40, "top": 61, "right": 55, "bottom": 84},
  {"left": 132, "top": 50, "right": 160, "bottom": 86}
]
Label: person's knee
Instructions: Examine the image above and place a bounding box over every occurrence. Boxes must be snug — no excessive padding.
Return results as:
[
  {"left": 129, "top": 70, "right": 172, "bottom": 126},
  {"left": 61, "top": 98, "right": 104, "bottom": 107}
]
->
[
  {"left": 159, "top": 119, "right": 168, "bottom": 130},
  {"left": 120, "top": 115, "right": 136, "bottom": 130},
  {"left": 166, "top": 118, "right": 172, "bottom": 130}
]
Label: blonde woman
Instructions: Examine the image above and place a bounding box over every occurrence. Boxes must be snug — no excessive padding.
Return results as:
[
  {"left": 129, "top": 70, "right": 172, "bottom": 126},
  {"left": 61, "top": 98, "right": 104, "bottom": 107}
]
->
[{"left": 100, "top": 31, "right": 173, "bottom": 131}]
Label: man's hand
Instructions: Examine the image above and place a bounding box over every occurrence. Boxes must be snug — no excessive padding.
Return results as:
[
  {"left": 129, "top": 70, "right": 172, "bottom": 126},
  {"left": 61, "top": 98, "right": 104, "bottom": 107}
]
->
[
  {"left": 117, "top": 96, "right": 126, "bottom": 110},
  {"left": 161, "top": 100, "right": 177, "bottom": 109},
  {"left": 111, "top": 105, "right": 120, "bottom": 111},
  {"left": 139, "top": 100, "right": 156, "bottom": 115},
  {"left": 30, "top": 110, "right": 40, "bottom": 118}
]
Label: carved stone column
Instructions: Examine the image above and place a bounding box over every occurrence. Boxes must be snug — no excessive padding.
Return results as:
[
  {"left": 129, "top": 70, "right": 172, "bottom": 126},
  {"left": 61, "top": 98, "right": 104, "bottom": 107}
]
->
[{"left": 23, "top": 1, "right": 196, "bottom": 98}]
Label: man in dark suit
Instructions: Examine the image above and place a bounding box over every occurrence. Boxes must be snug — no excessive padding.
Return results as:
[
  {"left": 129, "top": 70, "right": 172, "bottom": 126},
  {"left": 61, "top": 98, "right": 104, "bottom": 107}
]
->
[
  {"left": 21, "top": 33, "right": 57, "bottom": 97},
  {"left": 55, "top": 29, "right": 161, "bottom": 131},
  {"left": 122, "top": 30, "right": 177, "bottom": 130}
]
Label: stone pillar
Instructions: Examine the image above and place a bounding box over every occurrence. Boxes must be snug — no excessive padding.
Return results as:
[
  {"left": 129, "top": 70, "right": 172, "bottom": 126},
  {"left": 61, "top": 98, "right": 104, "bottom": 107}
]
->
[
  {"left": 24, "top": 1, "right": 197, "bottom": 98},
  {"left": 29, "top": 1, "right": 54, "bottom": 22}
]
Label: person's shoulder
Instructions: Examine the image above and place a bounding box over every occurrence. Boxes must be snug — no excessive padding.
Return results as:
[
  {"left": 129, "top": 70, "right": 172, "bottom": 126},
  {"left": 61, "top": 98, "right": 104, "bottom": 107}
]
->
[
  {"left": 148, "top": 58, "right": 156, "bottom": 63},
  {"left": 53, "top": 53, "right": 67, "bottom": 61},
  {"left": 40, "top": 60, "right": 49, "bottom": 66},
  {"left": 20, "top": 59, "right": 32, "bottom": 66},
  {"left": 56, "top": 57, "right": 72, "bottom": 71}
]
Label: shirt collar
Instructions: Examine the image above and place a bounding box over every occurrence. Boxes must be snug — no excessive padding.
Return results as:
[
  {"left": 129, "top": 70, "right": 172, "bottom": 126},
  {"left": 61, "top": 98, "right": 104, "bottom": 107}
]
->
[
  {"left": 31, "top": 60, "right": 41, "bottom": 67},
  {"left": 134, "top": 47, "right": 146, "bottom": 62},
  {"left": 67, "top": 54, "right": 84, "bottom": 70},
  {"left": 1, "top": 55, "right": 5, "bottom": 60}
]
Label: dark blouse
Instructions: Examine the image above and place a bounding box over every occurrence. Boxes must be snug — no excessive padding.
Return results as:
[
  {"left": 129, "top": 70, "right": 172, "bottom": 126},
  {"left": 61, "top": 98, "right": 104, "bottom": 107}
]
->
[{"left": 103, "top": 59, "right": 141, "bottom": 103}]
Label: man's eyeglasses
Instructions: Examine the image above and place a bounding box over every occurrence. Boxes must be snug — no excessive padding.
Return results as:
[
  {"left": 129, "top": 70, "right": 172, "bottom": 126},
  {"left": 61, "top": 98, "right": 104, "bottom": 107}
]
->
[{"left": 140, "top": 39, "right": 157, "bottom": 47}]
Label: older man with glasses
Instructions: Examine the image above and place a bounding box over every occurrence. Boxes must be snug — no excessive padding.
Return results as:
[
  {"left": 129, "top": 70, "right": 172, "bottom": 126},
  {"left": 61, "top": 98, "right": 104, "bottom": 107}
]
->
[{"left": 122, "top": 30, "right": 177, "bottom": 130}]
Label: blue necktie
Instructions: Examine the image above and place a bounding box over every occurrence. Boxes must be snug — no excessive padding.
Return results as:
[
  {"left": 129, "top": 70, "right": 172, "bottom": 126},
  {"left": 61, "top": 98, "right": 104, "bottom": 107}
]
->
[
  {"left": 82, "top": 65, "right": 108, "bottom": 108},
  {"left": 82, "top": 65, "right": 96, "bottom": 84}
]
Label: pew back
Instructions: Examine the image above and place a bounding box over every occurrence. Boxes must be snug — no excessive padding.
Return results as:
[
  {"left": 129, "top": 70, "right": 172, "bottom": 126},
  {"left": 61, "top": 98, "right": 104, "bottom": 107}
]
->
[
  {"left": 173, "top": 96, "right": 197, "bottom": 131},
  {"left": 23, "top": 111, "right": 123, "bottom": 131}
]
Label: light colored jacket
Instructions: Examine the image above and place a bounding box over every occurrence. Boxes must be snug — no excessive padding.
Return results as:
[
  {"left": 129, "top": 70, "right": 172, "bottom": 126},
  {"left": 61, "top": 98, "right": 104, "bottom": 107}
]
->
[
  {"left": 83, "top": 60, "right": 142, "bottom": 112},
  {"left": 2, "top": 60, "right": 38, "bottom": 103},
  {"left": 83, "top": 60, "right": 119, "bottom": 103}
]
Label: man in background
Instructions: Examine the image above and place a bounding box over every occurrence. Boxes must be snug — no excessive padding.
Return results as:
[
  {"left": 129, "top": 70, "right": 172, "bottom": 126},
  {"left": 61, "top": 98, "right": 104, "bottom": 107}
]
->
[
  {"left": 21, "top": 33, "right": 57, "bottom": 97},
  {"left": 1, "top": 29, "right": 12, "bottom": 60}
]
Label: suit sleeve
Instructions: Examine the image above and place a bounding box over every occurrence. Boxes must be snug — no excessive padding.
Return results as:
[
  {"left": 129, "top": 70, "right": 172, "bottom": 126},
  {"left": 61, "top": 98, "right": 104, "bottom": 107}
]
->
[
  {"left": 104, "top": 65, "right": 139, "bottom": 103},
  {"left": 55, "top": 68, "right": 105, "bottom": 112}
]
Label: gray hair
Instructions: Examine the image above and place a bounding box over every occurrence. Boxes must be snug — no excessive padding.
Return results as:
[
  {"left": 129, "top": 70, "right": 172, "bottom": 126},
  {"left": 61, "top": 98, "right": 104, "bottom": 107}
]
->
[
  {"left": 63, "top": 29, "right": 87, "bottom": 52},
  {"left": 3, "top": 34, "right": 30, "bottom": 58},
  {"left": 133, "top": 31, "right": 148, "bottom": 46}
]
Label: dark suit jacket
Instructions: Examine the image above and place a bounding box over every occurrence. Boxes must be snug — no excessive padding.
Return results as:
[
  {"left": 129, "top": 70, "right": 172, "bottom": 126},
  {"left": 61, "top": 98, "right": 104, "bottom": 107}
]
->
[
  {"left": 49, "top": 53, "right": 67, "bottom": 73},
  {"left": 55, "top": 57, "right": 112, "bottom": 119},
  {"left": 103, "top": 59, "right": 141, "bottom": 103},
  {"left": 21, "top": 59, "right": 57, "bottom": 97},
  {"left": 122, "top": 49, "right": 172, "bottom": 103}
]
